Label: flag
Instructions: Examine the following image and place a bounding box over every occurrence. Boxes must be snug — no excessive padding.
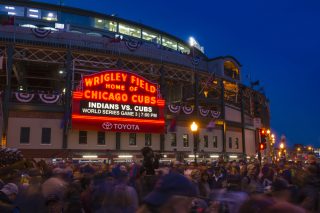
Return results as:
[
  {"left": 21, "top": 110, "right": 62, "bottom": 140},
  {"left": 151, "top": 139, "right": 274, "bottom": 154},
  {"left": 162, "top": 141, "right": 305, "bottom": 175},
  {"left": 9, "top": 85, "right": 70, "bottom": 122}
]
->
[
  {"left": 60, "top": 111, "right": 70, "bottom": 129},
  {"left": 250, "top": 80, "right": 260, "bottom": 87},
  {"left": 206, "top": 119, "right": 215, "bottom": 131},
  {"left": 0, "top": 15, "right": 14, "bottom": 25},
  {"left": 169, "top": 118, "right": 176, "bottom": 132}
]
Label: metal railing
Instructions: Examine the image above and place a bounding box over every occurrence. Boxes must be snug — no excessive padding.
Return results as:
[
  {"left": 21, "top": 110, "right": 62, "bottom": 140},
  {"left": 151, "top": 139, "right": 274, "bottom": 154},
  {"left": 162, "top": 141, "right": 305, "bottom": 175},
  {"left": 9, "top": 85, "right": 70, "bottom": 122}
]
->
[{"left": 0, "top": 26, "right": 207, "bottom": 71}]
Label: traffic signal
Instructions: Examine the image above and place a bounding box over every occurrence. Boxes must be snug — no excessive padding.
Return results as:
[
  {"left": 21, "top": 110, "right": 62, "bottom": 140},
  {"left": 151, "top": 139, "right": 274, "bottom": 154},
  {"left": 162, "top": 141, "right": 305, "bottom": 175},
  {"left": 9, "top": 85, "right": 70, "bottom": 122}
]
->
[
  {"left": 259, "top": 129, "right": 267, "bottom": 150},
  {"left": 260, "top": 129, "right": 267, "bottom": 143},
  {"left": 259, "top": 142, "right": 266, "bottom": 150}
]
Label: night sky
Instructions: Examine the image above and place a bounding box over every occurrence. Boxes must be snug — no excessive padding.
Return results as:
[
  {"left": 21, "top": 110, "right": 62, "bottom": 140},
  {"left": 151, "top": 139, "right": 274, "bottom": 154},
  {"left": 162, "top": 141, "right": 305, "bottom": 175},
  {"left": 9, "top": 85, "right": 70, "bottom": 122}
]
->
[{"left": 36, "top": 0, "right": 320, "bottom": 148}]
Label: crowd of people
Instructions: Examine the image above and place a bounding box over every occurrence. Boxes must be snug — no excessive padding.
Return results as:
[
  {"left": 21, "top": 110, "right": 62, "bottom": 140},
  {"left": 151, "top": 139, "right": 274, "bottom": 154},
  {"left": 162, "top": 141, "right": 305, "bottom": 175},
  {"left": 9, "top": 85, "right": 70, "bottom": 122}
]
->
[{"left": 0, "top": 149, "right": 319, "bottom": 213}]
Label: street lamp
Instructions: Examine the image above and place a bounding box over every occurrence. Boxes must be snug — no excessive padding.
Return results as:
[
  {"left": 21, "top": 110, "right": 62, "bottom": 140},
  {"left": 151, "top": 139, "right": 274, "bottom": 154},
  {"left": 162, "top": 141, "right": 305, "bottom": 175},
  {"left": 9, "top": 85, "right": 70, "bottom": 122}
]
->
[
  {"left": 190, "top": 121, "right": 199, "bottom": 164},
  {"left": 279, "top": 142, "right": 286, "bottom": 159},
  {"left": 280, "top": 142, "right": 285, "bottom": 149}
]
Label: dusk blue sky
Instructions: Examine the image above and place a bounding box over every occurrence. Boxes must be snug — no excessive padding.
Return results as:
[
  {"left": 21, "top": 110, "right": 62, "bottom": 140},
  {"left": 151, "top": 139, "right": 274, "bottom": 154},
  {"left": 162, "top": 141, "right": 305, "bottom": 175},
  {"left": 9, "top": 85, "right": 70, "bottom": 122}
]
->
[{"left": 37, "top": 0, "right": 320, "bottom": 148}]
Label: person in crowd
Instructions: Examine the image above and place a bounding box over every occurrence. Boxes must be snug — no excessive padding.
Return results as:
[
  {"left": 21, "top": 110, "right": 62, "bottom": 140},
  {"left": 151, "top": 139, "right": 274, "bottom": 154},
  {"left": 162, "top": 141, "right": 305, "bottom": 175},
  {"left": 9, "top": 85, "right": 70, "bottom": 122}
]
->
[
  {"left": 210, "top": 166, "right": 226, "bottom": 189},
  {"left": 243, "top": 163, "right": 263, "bottom": 194},
  {"left": 269, "top": 178, "right": 292, "bottom": 202},
  {"left": 63, "top": 180, "right": 84, "bottom": 213},
  {"left": 110, "top": 166, "right": 139, "bottom": 213},
  {"left": 297, "top": 156, "right": 320, "bottom": 212},
  {"left": 41, "top": 168, "right": 68, "bottom": 213},
  {"left": 93, "top": 164, "right": 138, "bottom": 213},
  {"left": 260, "top": 164, "right": 274, "bottom": 193},
  {"left": 0, "top": 179, "right": 5, "bottom": 189},
  {"left": 15, "top": 168, "right": 46, "bottom": 213},
  {"left": 226, "top": 161, "right": 242, "bottom": 191},
  {"left": 1, "top": 147, "right": 319, "bottom": 213},
  {"left": 137, "top": 172, "right": 201, "bottom": 213},
  {"left": 80, "top": 175, "right": 94, "bottom": 213},
  {"left": 190, "top": 169, "right": 201, "bottom": 196},
  {"left": 0, "top": 183, "right": 19, "bottom": 213},
  {"left": 198, "top": 171, "right": 211, "bottom": 198}
]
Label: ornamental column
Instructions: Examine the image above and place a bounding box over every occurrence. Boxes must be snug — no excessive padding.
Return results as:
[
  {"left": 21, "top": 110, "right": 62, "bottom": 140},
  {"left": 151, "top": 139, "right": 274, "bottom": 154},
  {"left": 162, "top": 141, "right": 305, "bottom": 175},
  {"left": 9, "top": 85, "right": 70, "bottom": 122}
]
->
[
  {"left": 62, "top": 49, "right": 73, "bottom": 149},
  {"left": 159, "top": 66, "right": 166, "bottom": 152},
  {"left": 240, "top": 86, "right": 246, "bottom": 158},
  {"left": 2, "top": 45, "right": 14, "bottom": 148},
  {"left": 220, "top": 80, "right": 226, "bottom": 159}
]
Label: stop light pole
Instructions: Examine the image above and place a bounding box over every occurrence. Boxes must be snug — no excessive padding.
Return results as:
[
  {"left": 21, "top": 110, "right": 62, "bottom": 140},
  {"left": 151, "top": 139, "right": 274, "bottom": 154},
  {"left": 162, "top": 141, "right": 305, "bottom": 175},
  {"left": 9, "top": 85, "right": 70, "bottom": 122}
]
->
[{"left": 259, "top": 129, "right": 267, "bottom": 164}]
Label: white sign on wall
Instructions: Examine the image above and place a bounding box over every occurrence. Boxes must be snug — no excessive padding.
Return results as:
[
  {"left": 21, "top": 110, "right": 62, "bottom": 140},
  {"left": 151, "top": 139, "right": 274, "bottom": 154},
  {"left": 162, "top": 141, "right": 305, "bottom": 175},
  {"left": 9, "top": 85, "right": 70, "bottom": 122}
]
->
[{"left": 253, "top": 117, "right": 261, "bottom": 129}]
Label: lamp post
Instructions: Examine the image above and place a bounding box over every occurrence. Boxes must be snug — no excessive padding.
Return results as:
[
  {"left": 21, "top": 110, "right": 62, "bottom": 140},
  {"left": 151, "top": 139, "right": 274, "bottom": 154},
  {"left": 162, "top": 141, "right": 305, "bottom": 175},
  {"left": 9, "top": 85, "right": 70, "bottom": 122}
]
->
[
  {"left": 270, "top": 133, "right": 275, "bottom": 162},
  {"left": 190, "top": 121, "right": 199, "bottom": 164},
  {"left": 279, "top": 142, "right": 285, "bottom": 159},
  {"left": 280, "top": 142, "right": 285, "bottom": 149}
]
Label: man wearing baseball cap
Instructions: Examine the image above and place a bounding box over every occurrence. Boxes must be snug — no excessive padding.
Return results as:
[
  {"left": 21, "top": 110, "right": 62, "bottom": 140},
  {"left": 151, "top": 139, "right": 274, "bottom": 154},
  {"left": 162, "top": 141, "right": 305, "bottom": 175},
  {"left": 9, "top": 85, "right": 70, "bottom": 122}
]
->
[
  {"left": 137, "top": 172, "right": 205, "bottom": 212},
  {"left": 0, "top": 182, "right": 20, "bottom": 212}
]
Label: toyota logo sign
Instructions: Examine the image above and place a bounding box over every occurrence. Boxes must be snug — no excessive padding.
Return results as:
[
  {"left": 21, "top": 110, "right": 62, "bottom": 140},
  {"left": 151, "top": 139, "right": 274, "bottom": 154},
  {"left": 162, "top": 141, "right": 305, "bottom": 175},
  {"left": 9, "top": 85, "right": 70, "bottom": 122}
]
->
[{"left": 102, "top": 122, "right": 113, "bottom": 130}]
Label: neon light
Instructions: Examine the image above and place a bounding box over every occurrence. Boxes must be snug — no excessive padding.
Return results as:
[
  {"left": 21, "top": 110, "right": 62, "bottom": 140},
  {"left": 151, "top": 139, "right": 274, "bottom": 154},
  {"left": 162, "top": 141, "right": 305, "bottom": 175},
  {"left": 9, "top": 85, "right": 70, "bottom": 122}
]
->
[
  {"left": 131, "top": 94, "right": 156, "bottom": 105},
  {"left": 82, "top": 71, "right": 157, "bottom": 94},
  {"left": 72, "top": 70, "right": 165, "bottom": 132},
  {"left": 83, "top": 90, "right": 129, "bottom": 102},
  {"left": 72, "top": 114, "right": 164, "bottom": 124},
  {"left": 130, "top": 75, "right": 156, "bottom": 93},
  {"left": 84, "top": 72, "right": 128, "bottom": 87},
  {"left": 78, "top": 90, "right": 160, "bottom": 105}
]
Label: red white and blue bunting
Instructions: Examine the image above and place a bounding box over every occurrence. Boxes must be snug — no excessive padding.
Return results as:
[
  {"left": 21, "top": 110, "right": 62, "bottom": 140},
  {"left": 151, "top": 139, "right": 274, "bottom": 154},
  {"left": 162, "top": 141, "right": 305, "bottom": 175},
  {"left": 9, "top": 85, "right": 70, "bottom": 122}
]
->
[
  {"left": 211, "top": 110, "right": 221, "bottom": 118},
  {"left": 182, "top": 106, "right": 194, "bottom": 114},
  {"left": 39, "top": 93, "right": 60, "bottom": 104},
  {"left": 15, "top": 92, "right": 60, "bottom": 104},
  {"left": 191, "top": 55, "right": 200, "bottom": 66},
  {"left": 168, "top": 104, "right": 181, "bottom": 114},
  {"left": 31, "top": 28, "right": 52, "bottom": 38},
  {"left": 199, "top": 107, "right": 210, "bottom": 117},
  {"left": 15, "top": 92, "right": 34, "bottom": 103},
  {"left": 125, "top": 39, "right": 142, "bottom": 51},
  {"left": 168, "top": 104, "right": 220, "bottom": 118}
]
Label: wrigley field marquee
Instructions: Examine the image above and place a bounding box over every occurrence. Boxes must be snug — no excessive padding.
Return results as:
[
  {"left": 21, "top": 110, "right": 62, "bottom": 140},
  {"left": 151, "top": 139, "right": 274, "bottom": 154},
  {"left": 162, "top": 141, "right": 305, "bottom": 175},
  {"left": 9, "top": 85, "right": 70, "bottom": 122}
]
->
[{"left": 72, "top": 70, "right": 165, "bottom": 133}]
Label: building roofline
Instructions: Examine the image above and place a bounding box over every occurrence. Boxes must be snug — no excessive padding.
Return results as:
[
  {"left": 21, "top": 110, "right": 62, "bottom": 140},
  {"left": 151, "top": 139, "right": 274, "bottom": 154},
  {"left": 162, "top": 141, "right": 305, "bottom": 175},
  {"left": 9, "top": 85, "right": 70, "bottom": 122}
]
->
[
  {"left": 3, "top": 0, "right": 207, "bottom": 57},
  {"left": 208, "top": 55, "right": 242, "bottom": 67}
]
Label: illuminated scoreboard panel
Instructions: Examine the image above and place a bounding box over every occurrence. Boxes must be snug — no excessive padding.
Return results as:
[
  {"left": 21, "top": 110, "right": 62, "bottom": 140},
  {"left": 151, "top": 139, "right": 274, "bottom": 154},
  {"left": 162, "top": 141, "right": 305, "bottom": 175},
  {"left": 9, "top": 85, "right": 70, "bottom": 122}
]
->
[
  {"left": 79, "top": 101, "right": 160, "bottom": 119},
  {"left": 72, "top": 70, "right": 165, "bottom": 133}
]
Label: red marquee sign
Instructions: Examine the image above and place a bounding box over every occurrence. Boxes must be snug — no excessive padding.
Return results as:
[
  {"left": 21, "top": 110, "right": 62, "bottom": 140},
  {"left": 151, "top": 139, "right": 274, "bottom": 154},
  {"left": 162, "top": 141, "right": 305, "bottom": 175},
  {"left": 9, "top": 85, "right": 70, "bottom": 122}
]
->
[{"left": 72, "top": 70, "right": 165, "bottom": 133}]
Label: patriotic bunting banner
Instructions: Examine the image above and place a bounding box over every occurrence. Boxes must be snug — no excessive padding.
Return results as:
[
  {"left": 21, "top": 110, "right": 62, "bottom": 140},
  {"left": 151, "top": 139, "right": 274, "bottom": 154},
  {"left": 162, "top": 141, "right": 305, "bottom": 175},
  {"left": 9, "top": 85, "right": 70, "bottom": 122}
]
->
[
  {"left": 199, "top": 107, "right": 210, "bottom": 117},
  {"left": 15, "top": 92, "right": 61, "bottom": 103},
  {"left": 168, "top": 104, "right": 181, "bottom": 114},
  {"left": 15, "top": 92, "right": 34, "bottom": 103},
  {"left": 39, "top": 93, "right": 60, "bottom": 104},
  {"left": 182, "top": 106, "right": 194, "bottom": 114},
  {"left": 31, "top": 28, "right": 52, "bottom": 38},
  {"left": 191, "top": 55, "right": 200, "bottom": 66},
  {"left": 211, "top": 110, "right": 221, "bottom": 118},
  {"left": 125, "top": 38, "right": 142, "bottom": 51},
  {"left": 168, "top": 104, "right": 220, "bottom": 117}
]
